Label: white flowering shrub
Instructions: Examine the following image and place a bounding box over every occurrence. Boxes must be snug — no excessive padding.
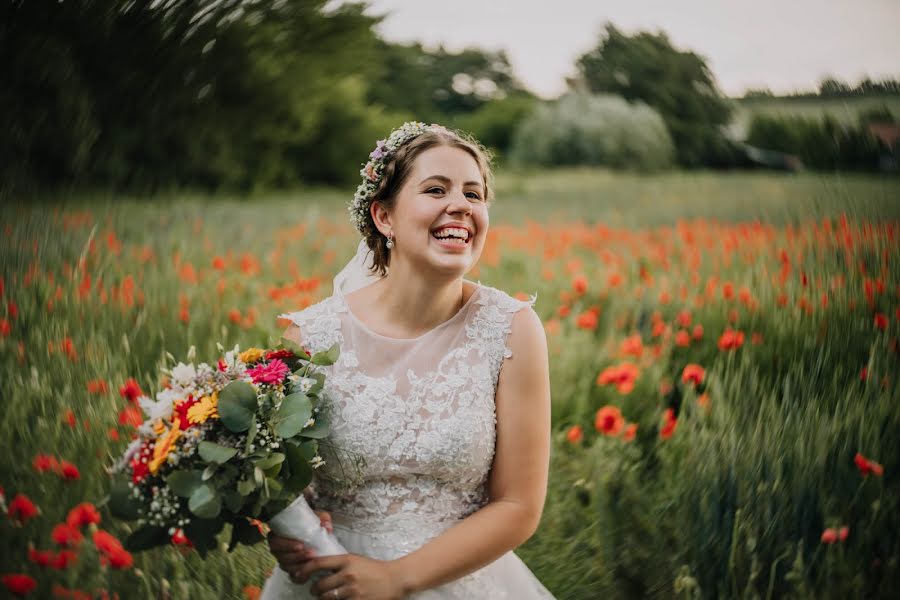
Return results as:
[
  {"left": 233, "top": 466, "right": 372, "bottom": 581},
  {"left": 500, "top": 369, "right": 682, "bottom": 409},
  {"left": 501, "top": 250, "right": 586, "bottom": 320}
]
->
[{"left": 509, "top": 92, "right": 675, "bottom": 170}]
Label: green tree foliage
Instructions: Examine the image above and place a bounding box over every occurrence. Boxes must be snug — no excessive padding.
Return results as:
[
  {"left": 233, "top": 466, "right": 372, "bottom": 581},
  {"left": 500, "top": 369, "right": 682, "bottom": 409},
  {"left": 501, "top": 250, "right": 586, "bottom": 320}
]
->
[
  {"left": 746, "top": 114, "right": 885, "bottom": 171},
  {"left": 0, "top": 0, "right": 396, "bottom": 192},
  {"left": 366, "top": 41, "right": 526, "bottom": 123},
  {"left": 452, "top": 92, "right": 538, "bottom": 158},
  {"left": 508, "top": 92, "right": 674, "bottom": 170},
  {"left": 575, "top": 24, "right": 733, "bottom": 167}
]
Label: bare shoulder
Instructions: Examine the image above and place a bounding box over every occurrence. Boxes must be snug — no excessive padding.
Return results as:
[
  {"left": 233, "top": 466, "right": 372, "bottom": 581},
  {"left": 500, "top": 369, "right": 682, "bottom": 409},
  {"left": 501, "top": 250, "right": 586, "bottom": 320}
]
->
[
  {"left": 501, "top": 304, "right": 548, "bottom": 377},
  {"left": 282, "top": 323, "right": 303, "bottom": 346}
]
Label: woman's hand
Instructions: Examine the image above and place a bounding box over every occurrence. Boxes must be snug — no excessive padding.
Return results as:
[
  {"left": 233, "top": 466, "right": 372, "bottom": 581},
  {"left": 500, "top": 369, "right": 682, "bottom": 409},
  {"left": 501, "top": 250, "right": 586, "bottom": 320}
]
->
[
  {"left": 297, "top": 554, "right": 407, "bottom": 600},
  {"left": 267, "top": 510, "right": 334, "bottom": 579}
]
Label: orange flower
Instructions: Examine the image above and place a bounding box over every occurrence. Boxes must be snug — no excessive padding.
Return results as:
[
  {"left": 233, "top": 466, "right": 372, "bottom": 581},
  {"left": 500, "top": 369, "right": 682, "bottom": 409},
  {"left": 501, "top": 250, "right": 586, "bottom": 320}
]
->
[
  {"left": 63, "top": 410, "right": 76, "bottom": 427},
  {"left": 243, "top": 585, "right": 262, "bottom": 600},
  {"left": 674, "top": 330, "right": 690, "bottom": 347},
  {"left": 681, "top": 364, "right": 705, "bottom": 386},
  {"left": 676, "top": 310, "right": 692, "bottom": 327},
  {"left": 565, "top": 424, "right": 584, "bottom": 444},
  {"left": 117, "top": 405, "right": 143, "bottom": 428},
  {"left": 86, "top": 379, "right": 109, "bottom": 394},
  {"left": 697, "top": 393, "right": 710, "bottom": 409},
  {"left": 594, "top": 405, "right": 625, "bottom": 436},
  {"left": 597, "top": 363, "right": 640, "bottom": 394},
  {"left": 692, "top": 324, "right": 704, "bottom": 340},
  {"left": 572, "top": 275, "right": 588, "bottom": 295},
  {"left": 622, "top": 423, "right": 637, "bottom": 442}
]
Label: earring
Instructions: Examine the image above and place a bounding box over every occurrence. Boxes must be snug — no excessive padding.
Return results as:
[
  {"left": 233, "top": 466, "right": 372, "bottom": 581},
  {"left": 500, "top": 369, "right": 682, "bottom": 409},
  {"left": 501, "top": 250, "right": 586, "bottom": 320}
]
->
[{"left": 385, "top": 232, "right": 394, "bottom": 250}]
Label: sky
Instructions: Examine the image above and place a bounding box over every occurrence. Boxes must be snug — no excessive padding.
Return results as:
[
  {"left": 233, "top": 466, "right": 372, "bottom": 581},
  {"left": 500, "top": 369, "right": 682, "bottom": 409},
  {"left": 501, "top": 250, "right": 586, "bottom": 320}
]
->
[{"left": 344, "top": 0, "right": 900, "bottom": 99}]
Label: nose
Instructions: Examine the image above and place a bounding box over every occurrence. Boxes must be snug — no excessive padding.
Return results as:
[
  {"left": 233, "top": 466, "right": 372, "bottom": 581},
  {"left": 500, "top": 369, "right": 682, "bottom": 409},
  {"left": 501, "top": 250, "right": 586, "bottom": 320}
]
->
[{"left": 447, "top": 190, "right": 472, "bottom": 214}]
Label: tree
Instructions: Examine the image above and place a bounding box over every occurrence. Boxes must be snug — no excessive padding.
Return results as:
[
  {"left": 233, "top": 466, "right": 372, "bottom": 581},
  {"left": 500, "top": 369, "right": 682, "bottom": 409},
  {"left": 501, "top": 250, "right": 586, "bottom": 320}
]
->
[{"left": 575, "top": 23, "right": 733, "bottom": 167}]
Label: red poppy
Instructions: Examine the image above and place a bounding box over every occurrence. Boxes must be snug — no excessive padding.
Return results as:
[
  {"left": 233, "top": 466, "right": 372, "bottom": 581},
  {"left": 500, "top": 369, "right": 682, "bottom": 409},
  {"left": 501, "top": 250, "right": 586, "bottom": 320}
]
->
[
  {"left": 33, "top": 453, "right": 59, "bottom": 473},
  {"left": 619, "top": 334, "right": 644, "bottom": 358},
  {"left": 594, "top": 405, "right": 625, "bottom": 436},
  {"left": 676, "top": 310, "right": 692, "bottom": 328},
  {"left": 2, "top": 573, "right": 37, "bottom": 596},
  {"left": 874, "top": 313, "right": 888, "bottom": 331},
  {"left": 108, "top": 427, "right": 120, "bottom": 441},
  {"left": 838, "top": 526, "right": 850, "bottom": 541},
  {"left": 854, "top": 452, "right": 884, "bottom": 477},
  {"left": 64, "top": 410, "right": 77, "bottom": 427},
  {"left": 117, "top": 405, "right": 143, "bottom": 428},
  {"left": 51, "top": 523, "right": 84, "bottom": 547},
  {"left": 681, "top": 364, "right": 705, "bottom": 386},
  {"left": 103, "top": 547, "right": 133, "bottom": 570},
  {"left": 92, "top": 529, "right": 125, "bottom": 556},
  {"left": 565, "top": 425, "right": 584, "bottom": 444},
  {"left": 50, "top": 550, "right": 78, "bottom": 570},
  {"left": 622, "top": 423, "right": 637, "bottom": 442},
  {"left": 243, "top": 585, "right": 262, "bottom": 600},
  {"left": 697, "top": 393, "right": 711, "bottom": 409},
  {"left": 821, "top": 528, "right": 838, "bottom": 544},
  {"left": 86, "top": 379, "right": 109, "bottom": 394},
  {"left": 171, "top": 528, "right": 193, "bottom": 547},
  {"left": 28, "top": 548, "right": 53, "bottom": 567},
  {"left": 66, "top": 503, "right": 101, "bottom": 529},
  {"left": 0, "top": 318, "right": 10, "bottom": 337},
  {"left": 118, "top": 378, "right": 144, "bottom": 404},
  {"left": 597, "top": 363, "right": 640, "bottom": 394},
  {"left": 7, "top": 493, "right": 39, "bottom": 524},
  {"left": 572, "top": 275, "right": 588, "bottom": 295},
  {"left": 58, "top": 461, "right": 80, "bottom": 481},
  {"left": 717, "top": 328, "right": 745, "bottom": 351},
  {"left": 228, "top": 308, "right": 242, "bottom": 324},
  {"left": 691, "top": 324, "right": 704, "bottom": 340},
  {"left": 576, "top": 310, "right": 598, "bottom": 330},
  {"left": 674, "top": 330, "right": 690, "bottom": 347},
  {"left": 659, "top": 408, "right": 677, "bottom": 440}
]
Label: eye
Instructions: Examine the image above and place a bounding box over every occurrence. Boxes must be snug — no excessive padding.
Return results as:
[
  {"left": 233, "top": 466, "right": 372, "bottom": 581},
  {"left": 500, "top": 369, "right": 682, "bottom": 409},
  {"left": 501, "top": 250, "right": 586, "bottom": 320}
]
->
[
  {"left": 426, "top": 187, "right": 444, "bottom": 195},
  {"left": 465, "top": 191, "right": 483, "bottom": 201}
]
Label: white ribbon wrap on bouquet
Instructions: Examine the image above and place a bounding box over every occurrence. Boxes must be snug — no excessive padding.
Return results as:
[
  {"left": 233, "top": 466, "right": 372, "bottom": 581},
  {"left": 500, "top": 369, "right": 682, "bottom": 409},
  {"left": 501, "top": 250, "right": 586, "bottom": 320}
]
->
[
  {"left": 261, "top": 495, "right": 348, "bottom": 600},
  {"left": 268, "top": 494, "right": 347, "bottom": 556}
]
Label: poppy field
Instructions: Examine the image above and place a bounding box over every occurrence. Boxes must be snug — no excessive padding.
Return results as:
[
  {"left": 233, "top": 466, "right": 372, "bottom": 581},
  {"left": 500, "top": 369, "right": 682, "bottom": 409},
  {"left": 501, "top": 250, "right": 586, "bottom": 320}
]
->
[{"left": 1, "top": 170, "right": 899, "bottom": 599}]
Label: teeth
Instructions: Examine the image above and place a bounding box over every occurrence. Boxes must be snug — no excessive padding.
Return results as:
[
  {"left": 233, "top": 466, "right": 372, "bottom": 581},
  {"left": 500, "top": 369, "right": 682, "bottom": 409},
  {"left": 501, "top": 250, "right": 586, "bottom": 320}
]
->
[{"left": 433, "top": 227, "right": 469, "bottom": 241}]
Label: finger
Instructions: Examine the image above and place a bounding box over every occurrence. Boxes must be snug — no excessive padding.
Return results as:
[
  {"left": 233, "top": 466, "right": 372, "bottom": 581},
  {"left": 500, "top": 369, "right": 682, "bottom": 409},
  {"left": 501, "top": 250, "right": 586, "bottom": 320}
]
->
[
  {"left": 319, "top": 513, "right": 334, "bottom": 533},
  {"left": 278, "top": 549, "right": 317, "bottom": 572},
  {"left": 310, "top": 571, "right": 346, "bottom": 596},
  {"left": 267, "top": 533, "right": 306, "bottom": 554},
  {"left": 296, "top": 555, "right": 348, "bottom": 583}
]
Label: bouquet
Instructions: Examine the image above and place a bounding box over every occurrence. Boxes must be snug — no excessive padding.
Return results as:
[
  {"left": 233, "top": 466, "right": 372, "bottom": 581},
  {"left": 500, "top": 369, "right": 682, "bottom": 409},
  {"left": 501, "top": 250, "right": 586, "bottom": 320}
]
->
[{"left": 107, "top": 339, "right": 351, "bottom": 558}]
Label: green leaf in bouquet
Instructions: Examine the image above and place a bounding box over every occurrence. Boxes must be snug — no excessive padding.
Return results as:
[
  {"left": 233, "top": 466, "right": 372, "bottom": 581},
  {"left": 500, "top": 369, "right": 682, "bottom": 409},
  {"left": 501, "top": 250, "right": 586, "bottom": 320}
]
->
[
  {"left": 228, "top": 518, "right": 264, "bottom": 552},
  {"left": 310, "top": 343, "right": 340, "bottom": 366},
  {"left": 284, "top": 441, "right": 314, "bottom": 493},
  {"left": 254, "top": 466, "right": 265, "bottom": 487},
  {"left": 263, "top": 477, "right": 283, "bottom": 502},
  {"left": 273, "top": 393, "right": 312, "bottom": 438},
  {"left": 298, "top": 416, "right": 330, "bottom": 439},
  {"left": 108, "top": 477, "right": 141, "bottom": 521},
  {"left": 224, "top": 490, "right": 245, "bottom": 513},
  {"left": 253, "top": 452, "right": 285, "bottom": 471},
  {"left": 167, "top": 470, "right": 205, "bottom": 498},
  {"left": 280, "top": 336, "right": 309, "bottom": 361},
  {"left": 189, "top": 483, "right": 222, "bottom": 519},
  {"left": 184, "top": 518, "right": 225, "bottom": 558},
  {"left": 124, "top": 525, "right": 170, "bottom": 553},
  {"left": 202, "top": 464, "right": 218, "bottom": 481},
  {"left": 198, "top": 441, "right": 239, "bottom": 465},
  {"left": 237, "top": 477, "right": 256, "bottom": 497},
  {"left": 218, "top": 381, "right": 258, "bottom": 432}
]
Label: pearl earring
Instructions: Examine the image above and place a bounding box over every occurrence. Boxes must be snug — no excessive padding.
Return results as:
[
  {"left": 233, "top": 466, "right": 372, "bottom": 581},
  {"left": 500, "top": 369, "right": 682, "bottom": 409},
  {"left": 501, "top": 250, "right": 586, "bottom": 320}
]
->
[{"left": 386, "top": 233, "right": 394, "bottom": 250}]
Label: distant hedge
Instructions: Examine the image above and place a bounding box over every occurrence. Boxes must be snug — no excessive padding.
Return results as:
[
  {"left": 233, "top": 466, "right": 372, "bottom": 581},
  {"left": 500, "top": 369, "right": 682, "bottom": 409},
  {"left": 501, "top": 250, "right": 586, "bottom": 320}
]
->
[{"left": 509, "top": 92, "right": 674, "bottom": 171}]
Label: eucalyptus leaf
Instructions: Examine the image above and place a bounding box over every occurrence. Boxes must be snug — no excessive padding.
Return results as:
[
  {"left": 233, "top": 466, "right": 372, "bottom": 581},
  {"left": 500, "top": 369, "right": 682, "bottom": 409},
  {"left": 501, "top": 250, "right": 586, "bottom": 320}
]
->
[
  {"left": 218, "top": 380, "right": 258, "bottom": 432},
  {"left": 298, "top": 417, "right": 330, "bottom": 439},
  {"left": 202, "top": 463, "right": 218, "bottom": 481},
  {"left": 198, "top": 441, "right": 238, "bottom": 464},
  {"left": 253, "top": 452, "right": 285, "bottom": 471},
  {"left": 189, "top": 483, "right": 222, "bottom": 519},
  {"left": 274, "top": 393, "right": 312, "bottom": 438},
  {"left": 167, "top": 470, "right": 205, "bottom": 498},
  {"left": 224, "top": 490, "right": 245, "bottom": 513},
  {"left": 284, "top": 442, "right": 313, "bottom": 493},
  {"left": 245, "top": 415, "right": 258, "bottom": 452},
  {"left": 237, "top": 478, "right": 256, "bottom": 497}
]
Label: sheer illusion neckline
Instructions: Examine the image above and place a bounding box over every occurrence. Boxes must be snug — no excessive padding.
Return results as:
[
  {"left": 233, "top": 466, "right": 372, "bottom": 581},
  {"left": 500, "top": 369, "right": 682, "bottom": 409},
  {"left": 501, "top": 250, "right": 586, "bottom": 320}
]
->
[{"left": 336, "top": 281, "right": 482, "bottom": 342}]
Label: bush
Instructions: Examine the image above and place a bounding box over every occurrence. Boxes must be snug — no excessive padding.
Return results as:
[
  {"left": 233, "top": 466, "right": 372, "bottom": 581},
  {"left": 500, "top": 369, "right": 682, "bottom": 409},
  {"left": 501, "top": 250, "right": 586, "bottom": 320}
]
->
[
  {"left": 508, "top": 92, "right": 674, "bottom": 170},
  {"left": 451, "top": 93, "right": 538, "bottom": 159}
]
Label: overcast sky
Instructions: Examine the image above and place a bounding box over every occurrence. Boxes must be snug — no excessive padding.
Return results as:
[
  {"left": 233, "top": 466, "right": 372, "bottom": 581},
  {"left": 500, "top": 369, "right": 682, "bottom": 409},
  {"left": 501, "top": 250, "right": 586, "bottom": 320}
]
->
[{"left": 346, "top": 0, "right": 900, "bottom": 99}]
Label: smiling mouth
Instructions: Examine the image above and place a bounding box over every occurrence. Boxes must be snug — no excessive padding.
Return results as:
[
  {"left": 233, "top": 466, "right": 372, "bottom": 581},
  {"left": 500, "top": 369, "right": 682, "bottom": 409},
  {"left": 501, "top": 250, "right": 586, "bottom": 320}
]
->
[{"left": 431, "top": 227, "right": 472, "bottom": 245}]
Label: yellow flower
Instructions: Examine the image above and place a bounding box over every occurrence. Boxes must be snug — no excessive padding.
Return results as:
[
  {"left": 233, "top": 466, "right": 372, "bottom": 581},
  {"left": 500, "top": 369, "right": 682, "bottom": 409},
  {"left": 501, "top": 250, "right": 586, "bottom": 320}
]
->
[
  {"left": 149, "top": 419, "right": 182, "bottom": 474},
  {"left": 153, "top": 419, "right": 166, "bottom": 435},
  {"left": 187, "top": 391, "right": 219, "bottom": 425},
  {"left": 239, "top": 348, "right": 265, "bottom": 364}
]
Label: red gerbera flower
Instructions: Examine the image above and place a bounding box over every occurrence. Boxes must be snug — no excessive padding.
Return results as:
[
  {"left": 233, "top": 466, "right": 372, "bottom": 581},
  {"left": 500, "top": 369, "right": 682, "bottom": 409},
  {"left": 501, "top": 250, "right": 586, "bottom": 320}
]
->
[
  {"left": 246, "top": 358, "right": 291, "bottom": 386},
  {"left": 264, "top": 349, "right": 295, "bottom": 362}
]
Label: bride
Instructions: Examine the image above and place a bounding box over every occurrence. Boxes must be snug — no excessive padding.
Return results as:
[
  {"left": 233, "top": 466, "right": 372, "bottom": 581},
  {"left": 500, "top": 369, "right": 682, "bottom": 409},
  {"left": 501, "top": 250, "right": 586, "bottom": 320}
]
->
[{"left": 262, "top": 122, "right": 553, "bottom": 599}]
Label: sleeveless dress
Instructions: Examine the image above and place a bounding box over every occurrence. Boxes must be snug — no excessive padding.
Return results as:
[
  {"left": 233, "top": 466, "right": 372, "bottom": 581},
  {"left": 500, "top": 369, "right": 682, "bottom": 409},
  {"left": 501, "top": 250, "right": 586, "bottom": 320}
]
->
[{"left": 261, "top": 280, "right": 555, "bottom": 599}]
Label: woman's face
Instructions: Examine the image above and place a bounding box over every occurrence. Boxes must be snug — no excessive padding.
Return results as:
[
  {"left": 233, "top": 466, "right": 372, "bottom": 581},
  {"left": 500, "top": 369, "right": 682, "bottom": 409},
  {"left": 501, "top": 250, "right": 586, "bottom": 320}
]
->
[{"left": 379, "top": 144, "right": 489, "bottom": 279}]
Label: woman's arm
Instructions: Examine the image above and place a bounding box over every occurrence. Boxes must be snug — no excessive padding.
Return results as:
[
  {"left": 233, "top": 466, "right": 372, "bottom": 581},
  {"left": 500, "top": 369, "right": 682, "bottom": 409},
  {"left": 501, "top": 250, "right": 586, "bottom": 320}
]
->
[{"left": 298, "top": 306, "right": 552, "bottom": 597}]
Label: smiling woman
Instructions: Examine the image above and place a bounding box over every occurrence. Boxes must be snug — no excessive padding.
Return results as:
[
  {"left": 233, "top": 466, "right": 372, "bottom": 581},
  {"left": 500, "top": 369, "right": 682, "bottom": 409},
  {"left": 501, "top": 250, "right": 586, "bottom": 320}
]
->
[{"left": 262, "top": 123, "right": 554, "bottom": 599}]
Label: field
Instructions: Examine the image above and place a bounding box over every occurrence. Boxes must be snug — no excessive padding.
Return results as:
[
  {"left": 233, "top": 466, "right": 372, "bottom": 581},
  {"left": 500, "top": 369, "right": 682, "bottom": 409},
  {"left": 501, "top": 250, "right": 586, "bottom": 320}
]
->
[{"left": 2, "top": 170, "right": 899, "bottom": 599}]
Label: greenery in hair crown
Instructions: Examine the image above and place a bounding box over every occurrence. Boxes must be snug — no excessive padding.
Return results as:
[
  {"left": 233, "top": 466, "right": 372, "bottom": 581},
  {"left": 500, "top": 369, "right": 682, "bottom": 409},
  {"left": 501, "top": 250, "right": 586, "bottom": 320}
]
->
[{"left": 349, "top": 121, "right": 450, "bottom": 235}]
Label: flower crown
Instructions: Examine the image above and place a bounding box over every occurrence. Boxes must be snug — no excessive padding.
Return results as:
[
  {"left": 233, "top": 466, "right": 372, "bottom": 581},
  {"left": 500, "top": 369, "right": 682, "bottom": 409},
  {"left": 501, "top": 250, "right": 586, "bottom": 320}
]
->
[{"left": 349, "top": 121, "right": 451, "bottom": 235}]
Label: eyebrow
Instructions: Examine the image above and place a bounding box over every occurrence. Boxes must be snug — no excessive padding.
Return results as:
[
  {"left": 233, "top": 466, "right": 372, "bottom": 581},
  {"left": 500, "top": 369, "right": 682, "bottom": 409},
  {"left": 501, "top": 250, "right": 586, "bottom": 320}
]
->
[{"left": 419, "top": 174, "right": 483, "bottom": 189}]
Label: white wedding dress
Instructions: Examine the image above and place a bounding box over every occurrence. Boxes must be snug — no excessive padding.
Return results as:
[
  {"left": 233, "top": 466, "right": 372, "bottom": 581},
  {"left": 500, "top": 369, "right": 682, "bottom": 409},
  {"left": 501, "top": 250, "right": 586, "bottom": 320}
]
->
[{"left": 263, "top": 275, "right": 555, "bottom": 599}]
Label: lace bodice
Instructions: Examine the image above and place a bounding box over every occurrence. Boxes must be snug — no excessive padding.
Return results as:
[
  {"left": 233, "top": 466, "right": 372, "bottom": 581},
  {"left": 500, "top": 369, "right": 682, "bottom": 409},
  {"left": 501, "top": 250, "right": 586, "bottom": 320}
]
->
[{"left": 278, "top": 282, "right": 535, "bottom": 555}]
